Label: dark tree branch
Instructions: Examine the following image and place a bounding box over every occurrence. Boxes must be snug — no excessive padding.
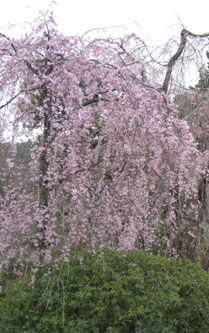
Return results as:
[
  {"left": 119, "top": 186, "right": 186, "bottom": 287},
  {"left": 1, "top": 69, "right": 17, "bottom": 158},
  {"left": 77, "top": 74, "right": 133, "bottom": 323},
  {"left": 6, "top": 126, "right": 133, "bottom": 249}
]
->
[
  {"left": 25, "top": 60, "right": 39, "bottom": 76},
  {"left": 162, "top": 29, "right": 209, "bottom": 93},
  {"left": 82, "top": 94, "right": 100, "bottom": 106},
  {"left": 187, "top": 31, "right": 209, "bottom": 38},
  {"left": 0, "top": 32, "right": 17, "bottom": 54},
  {"left": 0, "top": 83, "right": 49, "bottom": 111},
  {"left": 0, "top": 92, "right": 21, "bottom": 110},
  {"left": 162, "top": 29, "right": 188, "bottom": 93}
]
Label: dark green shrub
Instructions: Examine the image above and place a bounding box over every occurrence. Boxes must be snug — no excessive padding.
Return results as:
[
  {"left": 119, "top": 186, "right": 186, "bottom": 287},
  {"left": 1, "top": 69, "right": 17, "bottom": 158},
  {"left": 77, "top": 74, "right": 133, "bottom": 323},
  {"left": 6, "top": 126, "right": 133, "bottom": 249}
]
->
[{"left": 1, "top": 250, "right": 209, "bottom": 332}]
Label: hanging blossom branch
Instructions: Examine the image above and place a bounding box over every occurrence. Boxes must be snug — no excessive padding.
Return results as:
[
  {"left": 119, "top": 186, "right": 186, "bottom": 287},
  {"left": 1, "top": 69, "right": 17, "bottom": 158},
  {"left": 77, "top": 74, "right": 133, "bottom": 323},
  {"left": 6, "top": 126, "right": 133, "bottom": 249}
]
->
[
  {"left": 0, "top": 84, "right": 49, "bottom": 111},
  {"left": 162, "top": 29, "right": 209, "bottom": 93}
]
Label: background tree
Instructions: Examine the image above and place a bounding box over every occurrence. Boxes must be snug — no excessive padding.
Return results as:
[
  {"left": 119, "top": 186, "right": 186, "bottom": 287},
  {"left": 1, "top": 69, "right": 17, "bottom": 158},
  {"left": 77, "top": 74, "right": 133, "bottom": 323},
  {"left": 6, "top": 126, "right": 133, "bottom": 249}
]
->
[{"left": 174, "top": 50, "right": 209, "bottom": 267}]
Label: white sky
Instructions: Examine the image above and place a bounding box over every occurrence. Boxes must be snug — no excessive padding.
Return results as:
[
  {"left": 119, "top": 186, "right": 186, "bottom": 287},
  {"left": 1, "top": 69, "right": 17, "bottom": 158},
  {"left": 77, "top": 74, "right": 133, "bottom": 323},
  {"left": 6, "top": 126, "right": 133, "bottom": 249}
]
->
[{"left": 0, "top": 0, "right": 208, "bottom": 45}]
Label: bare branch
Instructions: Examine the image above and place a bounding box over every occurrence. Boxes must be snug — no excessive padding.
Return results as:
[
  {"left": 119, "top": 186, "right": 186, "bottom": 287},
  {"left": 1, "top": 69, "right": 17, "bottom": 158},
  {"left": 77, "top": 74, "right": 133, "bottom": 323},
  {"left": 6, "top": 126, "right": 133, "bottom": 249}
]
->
[
  {"left": 162, "top": 29, "right": 209, "bottom": 93},
  {"left": 162, "top": 29, "right": 188, "bottom": 93},
  {"left": 187, "top": 31, "right": 209, "bottom": 38},
  {"left": 81, "top": 25, "right": 124, "bottom": 38},
  {"left": 0, "top": 92, "right": 21, "bottom": 110}
]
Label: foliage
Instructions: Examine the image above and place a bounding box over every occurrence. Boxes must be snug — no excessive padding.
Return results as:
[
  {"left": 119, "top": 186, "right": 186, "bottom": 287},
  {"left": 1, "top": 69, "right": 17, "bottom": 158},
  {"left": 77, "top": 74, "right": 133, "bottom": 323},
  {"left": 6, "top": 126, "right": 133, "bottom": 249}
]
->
[{"left": 0, "top": 250, "right": 209, "bottom": 332}]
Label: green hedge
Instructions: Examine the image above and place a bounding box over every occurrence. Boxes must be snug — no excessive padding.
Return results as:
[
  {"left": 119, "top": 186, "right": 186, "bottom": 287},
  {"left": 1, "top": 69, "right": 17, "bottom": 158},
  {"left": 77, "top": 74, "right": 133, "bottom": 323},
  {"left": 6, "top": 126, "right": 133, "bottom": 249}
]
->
[{"left": 1, "top": 250, "right": 209, "bottom": 332}]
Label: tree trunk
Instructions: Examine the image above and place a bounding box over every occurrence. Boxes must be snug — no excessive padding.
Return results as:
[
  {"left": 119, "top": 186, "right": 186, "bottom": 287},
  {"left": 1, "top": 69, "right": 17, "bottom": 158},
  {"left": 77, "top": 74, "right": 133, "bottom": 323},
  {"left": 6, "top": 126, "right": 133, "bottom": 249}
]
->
[{"left": 38, "top": 94, "right": 51, "bottom": 250}]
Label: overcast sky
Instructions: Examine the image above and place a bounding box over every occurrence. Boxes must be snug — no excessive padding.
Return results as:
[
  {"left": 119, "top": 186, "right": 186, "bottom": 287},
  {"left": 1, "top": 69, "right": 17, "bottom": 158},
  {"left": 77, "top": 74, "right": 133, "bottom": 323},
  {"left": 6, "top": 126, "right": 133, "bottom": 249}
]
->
[{"left": 0, "top": 0, "right": 208, "bottom": 45}]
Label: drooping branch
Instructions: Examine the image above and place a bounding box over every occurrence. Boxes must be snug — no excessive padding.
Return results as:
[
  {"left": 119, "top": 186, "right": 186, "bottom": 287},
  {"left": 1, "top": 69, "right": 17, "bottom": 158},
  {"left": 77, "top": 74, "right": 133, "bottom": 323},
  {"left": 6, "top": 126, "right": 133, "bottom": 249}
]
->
[{"left": 162, "top": 29, "right": 209, "bottom": 93}]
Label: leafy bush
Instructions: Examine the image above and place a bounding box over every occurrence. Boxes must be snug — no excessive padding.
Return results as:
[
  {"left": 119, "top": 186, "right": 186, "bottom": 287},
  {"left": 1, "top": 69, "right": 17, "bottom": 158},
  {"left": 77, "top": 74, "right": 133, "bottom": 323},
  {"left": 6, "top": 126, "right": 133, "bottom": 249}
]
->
[{"left": 1, "top": 250, "right": 209, "bottom": 332}]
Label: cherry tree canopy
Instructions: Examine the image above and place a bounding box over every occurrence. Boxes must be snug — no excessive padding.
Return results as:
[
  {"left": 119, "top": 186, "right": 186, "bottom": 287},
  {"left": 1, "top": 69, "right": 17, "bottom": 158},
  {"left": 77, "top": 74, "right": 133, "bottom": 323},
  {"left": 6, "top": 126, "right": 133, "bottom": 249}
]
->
[{"left": 0, "top": 12, "right": 203, "bottom": 271}]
